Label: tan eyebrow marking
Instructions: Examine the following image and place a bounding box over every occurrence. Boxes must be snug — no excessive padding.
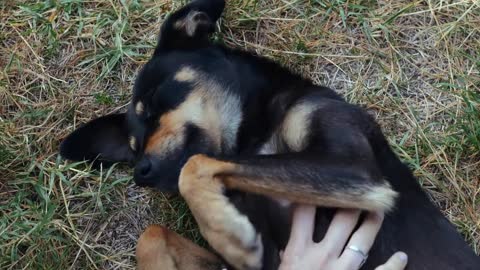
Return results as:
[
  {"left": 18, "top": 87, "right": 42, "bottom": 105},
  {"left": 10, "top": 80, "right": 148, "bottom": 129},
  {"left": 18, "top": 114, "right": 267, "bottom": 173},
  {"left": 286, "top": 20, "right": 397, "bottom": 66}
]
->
[
  {"left": 145, "top": 71, "right": 243, "bottom": 156},
  {"left": 135, "top": 102, "right": 144, "bottom": 115},
  {"left": 174, "top": 66, "right": 198, "bottom": 83},
  {"left": 129, "top": 136, "right": 137, "bottom": 151},
  {"left": 173, "top": 11, "right": 207, "bottom": 37}
]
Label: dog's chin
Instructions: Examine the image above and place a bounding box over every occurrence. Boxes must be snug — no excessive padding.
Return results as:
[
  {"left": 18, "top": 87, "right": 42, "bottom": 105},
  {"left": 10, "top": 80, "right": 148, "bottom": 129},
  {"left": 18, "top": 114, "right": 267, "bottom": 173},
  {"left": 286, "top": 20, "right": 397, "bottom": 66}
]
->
[
  {"left": 134, "top": 176, "right": 179, "bottom": 193},
  {"left": 153, "top": 182, "right": 179, "bottom": 193}
]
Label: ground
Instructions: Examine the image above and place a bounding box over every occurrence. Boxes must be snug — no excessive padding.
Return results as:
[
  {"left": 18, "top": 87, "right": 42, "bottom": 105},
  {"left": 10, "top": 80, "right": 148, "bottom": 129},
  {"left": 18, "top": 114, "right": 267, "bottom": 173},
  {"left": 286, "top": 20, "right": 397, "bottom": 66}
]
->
[{"left": 0, "top": 0, "right": 479, "bottom": 269}]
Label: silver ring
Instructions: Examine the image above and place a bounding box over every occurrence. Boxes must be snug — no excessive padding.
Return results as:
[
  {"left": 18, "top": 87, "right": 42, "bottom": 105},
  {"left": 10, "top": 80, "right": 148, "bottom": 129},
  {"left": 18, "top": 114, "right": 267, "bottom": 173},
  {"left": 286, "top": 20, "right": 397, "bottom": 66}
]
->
[{"left": 346, "top": 245, "right": 368, "bottom": 268}]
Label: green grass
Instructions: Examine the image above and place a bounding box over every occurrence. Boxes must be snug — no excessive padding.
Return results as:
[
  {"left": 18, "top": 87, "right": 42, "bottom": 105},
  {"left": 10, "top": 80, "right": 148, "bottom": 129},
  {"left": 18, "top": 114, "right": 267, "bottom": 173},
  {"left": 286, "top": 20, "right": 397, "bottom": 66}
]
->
[{"left": 1, "top": 0, "right": 479, "bottom": 268}]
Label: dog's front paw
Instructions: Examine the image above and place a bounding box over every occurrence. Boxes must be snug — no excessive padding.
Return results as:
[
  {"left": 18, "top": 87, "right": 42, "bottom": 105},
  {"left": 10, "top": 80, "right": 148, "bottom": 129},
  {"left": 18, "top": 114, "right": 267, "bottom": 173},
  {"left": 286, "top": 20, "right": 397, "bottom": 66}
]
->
[{"left": 179, "top": 155, "right": 263, "bottom": 270}]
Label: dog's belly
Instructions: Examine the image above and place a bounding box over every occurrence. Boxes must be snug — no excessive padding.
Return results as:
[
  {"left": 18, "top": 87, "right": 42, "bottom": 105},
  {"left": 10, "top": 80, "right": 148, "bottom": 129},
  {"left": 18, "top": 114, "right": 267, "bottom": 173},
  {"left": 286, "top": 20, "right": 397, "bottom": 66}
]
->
[
  {"left": 230, "top": 197, "right": 442, "bottom": 270},
  {"left": 227, "top": 173, "right": 479, "bottom": 269},
  {"left": 236, "top": 121, "right": 479, "bottom": 269}
]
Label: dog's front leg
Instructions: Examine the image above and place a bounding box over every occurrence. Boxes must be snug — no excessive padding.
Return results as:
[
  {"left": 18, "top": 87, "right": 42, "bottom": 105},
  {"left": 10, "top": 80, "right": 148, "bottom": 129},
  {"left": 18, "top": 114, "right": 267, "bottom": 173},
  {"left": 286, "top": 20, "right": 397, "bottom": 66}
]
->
[
  {"left": 179, "top": 154, "right": 397, "bottom": 270},
  {"left": 136, "top": 225, "right": 224, "bottom": 270}
]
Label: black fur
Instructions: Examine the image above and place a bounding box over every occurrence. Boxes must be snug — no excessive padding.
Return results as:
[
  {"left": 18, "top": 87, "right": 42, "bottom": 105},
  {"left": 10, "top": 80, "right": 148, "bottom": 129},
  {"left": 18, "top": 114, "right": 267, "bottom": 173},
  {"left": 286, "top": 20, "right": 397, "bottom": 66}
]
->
[
  {"left": 60, "top": 0, "right": 480, "bottom": 269},
  {"left": 60, "top": 113, "right": 134, "bottom": 165}
]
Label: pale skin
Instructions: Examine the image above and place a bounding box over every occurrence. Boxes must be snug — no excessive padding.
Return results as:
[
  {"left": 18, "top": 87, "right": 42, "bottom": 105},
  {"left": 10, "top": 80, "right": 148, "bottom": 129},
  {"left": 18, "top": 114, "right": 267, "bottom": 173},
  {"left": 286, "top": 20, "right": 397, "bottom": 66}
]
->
[{"left": 279, "top": 206, "right": 408, "bottom": 270}]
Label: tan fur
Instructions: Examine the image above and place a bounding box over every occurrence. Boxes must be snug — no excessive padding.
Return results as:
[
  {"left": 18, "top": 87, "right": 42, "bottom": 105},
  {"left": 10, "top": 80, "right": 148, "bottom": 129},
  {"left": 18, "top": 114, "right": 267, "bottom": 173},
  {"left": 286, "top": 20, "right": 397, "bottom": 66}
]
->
[
  {"left": 223, "top": 176, "right": 397, "bottom": 212},
  {"left": 281, "top": 101, "right": 319, "bottom": 152},
  {"left": 174, "top": 66, "right": 198, "bottom": 82},
  {"left": 258, "top": 100, "right": 320, "bottom": 154},
  {"left": 129, "top": 136, "right": 136, "bottom": 151},
  {"left": 179, "top": 154, "right": 263, "bottom": 270},
  {"left": 135, "top": 101, "right": 144, "bottom": 115},
  {"left": 136, "top": 225, "right": 176, "bottom": 270},
  {"left": 176, "top": 152, "right": 398, "bottom": 269},
  {"left": 145, "top": 113, "right": 187, "bottom": 156},
  {"left": 174, "top": 19, "right": 188, "bottom": 34},
  {"left": 173, "top": 11, "right": 206, "bottom": 37},
  {"left": 136, "top": 225, "right": 222, "bottom": 270},
  {"left": 257, "top": 135, "right": 280, "bottom": 155},
  {"left": 361, "top": 183, "right": 398, "bottom": 211},
  {"left": 145, "top": 70, "right": 242, "bottom": 157},
  {"left": 178, "top": 154, "right": 396, "bottom": 270}
]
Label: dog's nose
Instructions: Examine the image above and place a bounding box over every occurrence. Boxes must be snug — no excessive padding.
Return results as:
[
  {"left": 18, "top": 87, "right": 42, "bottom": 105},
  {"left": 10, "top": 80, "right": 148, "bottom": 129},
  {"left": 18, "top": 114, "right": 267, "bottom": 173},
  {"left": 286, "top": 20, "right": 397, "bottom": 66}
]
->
[
  {"left": 134, "top": 157, "right": 153, "bottom": 187},
  {"left": 134, "top": 157, "right": 154, "bottom": 187},
  {"left": 137, "top": 157, "right": 152, "bottom": 176}
]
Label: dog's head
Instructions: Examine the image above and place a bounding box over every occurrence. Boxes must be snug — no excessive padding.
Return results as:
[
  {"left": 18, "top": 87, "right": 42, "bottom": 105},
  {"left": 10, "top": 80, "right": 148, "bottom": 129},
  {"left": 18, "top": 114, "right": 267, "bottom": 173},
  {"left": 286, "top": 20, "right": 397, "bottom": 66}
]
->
[{"left": 60, "top": 0, "right": 242, "bottom": 191}]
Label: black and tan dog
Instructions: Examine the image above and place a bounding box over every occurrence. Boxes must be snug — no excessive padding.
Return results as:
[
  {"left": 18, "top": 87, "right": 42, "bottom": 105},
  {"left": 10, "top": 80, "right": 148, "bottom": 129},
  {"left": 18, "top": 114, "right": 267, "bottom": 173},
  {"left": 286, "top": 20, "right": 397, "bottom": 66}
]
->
[{"left": 60, "top": 0, "right": 479, "bottom": 269}]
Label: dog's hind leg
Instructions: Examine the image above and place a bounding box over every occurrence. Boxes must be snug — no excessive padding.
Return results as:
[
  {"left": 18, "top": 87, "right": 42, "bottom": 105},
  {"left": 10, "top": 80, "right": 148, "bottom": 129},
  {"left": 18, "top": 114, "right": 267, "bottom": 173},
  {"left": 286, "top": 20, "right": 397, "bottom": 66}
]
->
[
  {"left": 179, "top": 154, "right": 398, "bottom": 270},
  {"left": 136, "top": 225, "right": 224, "bottom": 270}
]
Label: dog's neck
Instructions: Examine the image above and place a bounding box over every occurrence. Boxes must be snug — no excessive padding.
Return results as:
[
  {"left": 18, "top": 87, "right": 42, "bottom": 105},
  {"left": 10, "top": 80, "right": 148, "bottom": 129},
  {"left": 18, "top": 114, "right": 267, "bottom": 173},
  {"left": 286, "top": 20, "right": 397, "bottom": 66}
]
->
[
  {"left": 211, "top": 47, "right": 311, "bottom": 155},
  {"left": 201, "top": 45, "right": 345, "bottom": 157}
]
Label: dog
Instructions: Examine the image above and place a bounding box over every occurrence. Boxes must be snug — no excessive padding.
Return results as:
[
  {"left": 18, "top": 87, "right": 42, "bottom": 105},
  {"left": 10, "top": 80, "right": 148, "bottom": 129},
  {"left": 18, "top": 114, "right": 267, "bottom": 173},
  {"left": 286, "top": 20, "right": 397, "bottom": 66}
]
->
[{"left": 59, "top": 0, "right": 480, "bottom": 269}]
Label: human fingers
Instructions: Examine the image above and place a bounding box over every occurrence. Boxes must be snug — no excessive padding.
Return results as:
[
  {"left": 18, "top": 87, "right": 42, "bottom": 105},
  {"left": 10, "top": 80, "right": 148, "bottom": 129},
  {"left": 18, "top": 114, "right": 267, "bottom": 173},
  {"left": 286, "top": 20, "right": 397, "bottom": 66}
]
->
[
  {"left": 375, "top": 252, "right": 408, "bottom": 270},
  {"left": 284, "top": 205, "right": 316, "bottom": 256},
  {"left": 338, "top": 212, "right": 384, "bottom": 269},
  {"left": 319, "top": 209, "right": 361, "bottom": 256}
]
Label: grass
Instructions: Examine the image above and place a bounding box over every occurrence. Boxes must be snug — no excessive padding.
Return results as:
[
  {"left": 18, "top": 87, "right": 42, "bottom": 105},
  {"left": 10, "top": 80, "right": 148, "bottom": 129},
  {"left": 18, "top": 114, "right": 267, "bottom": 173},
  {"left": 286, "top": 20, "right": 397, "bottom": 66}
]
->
[{"left": 1, "top": 0, "right": 479, "bottom": 268}]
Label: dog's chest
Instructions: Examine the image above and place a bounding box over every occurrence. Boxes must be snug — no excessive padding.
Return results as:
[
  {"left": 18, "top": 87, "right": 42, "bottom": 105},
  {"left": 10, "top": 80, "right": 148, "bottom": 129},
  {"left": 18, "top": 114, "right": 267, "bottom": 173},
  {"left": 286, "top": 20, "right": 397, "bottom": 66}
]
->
[
  {"left": 256, "top": 139, "right": 279, "bottom": 155},
  {"left": 253, "top": 98, "right": 320, "bottom": 155}
]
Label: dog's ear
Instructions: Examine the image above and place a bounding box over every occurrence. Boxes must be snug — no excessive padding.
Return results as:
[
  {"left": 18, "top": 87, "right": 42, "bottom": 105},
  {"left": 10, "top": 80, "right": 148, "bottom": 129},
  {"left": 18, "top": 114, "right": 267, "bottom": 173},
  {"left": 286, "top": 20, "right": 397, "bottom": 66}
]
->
[
  {"left": 155, "top": 0, "right": 225, "bottom": 53},
  {"left": 60, "top": 113, "right": 134, "bottom": 165}
]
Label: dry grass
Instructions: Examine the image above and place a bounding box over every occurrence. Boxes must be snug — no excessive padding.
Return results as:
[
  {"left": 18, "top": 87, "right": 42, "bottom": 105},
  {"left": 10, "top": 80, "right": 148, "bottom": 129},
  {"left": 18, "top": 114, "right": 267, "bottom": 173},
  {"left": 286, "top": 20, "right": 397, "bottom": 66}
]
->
[{"left": 1, "top": 0, "right": 479, "bottom": 269}]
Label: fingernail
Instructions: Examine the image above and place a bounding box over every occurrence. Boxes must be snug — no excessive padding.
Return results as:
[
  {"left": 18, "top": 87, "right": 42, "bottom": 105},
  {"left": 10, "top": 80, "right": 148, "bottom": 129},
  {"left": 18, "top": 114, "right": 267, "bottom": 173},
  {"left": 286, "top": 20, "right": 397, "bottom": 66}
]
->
[{"left": 398, "top": 252, "right": 408, "bottom": 262}]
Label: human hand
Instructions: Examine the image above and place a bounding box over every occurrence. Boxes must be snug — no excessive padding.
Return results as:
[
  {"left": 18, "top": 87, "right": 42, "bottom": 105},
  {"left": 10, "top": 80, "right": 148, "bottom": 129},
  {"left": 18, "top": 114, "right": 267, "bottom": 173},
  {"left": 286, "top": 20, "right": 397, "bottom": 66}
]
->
[{"left": 278, "top": 206, "right": 408, "bottom": 270}]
